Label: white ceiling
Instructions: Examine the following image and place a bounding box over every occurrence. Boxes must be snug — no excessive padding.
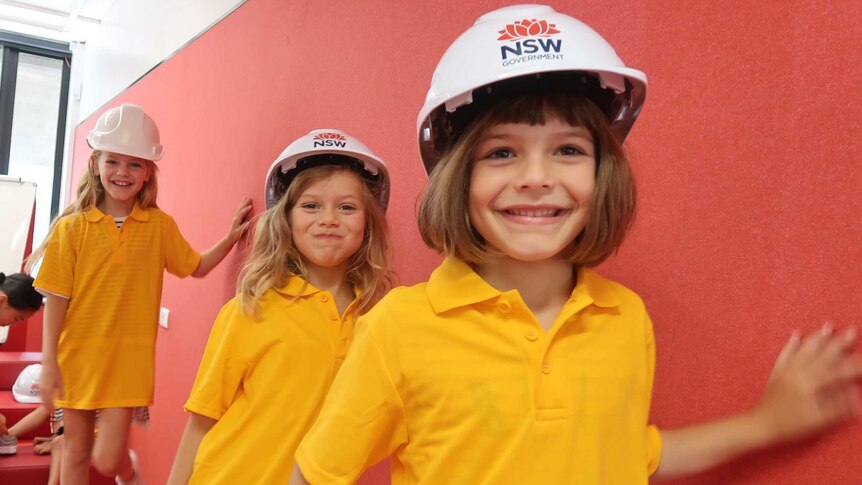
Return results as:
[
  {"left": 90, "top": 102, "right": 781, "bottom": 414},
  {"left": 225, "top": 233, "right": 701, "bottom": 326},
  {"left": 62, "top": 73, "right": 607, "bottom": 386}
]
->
[{"left": 0, "top": 0, "right": 116, "bottom": 42}]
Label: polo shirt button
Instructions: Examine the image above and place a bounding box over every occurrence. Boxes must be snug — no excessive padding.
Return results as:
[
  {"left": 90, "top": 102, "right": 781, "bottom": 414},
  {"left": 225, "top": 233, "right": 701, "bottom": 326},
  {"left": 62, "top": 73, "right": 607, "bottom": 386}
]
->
[
  {"left": 330, "top": 314, "right": 339, "bottom": 321},
  {"left": 542, "top": 363, "right": 551, "bottom": 374},
  {"left": 320, "top": 295, "right": 329, "bottom": 303},
  {"left": 497, "top": 300, "right": 511, "bottom": 313},
  {"left": 524, "top": 329, "right": 538, "bottom": 341}
]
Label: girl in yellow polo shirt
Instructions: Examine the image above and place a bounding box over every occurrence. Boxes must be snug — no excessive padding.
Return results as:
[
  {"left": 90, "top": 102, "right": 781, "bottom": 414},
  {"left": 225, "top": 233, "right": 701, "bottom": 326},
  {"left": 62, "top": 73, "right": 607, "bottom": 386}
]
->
[
  {"left": 292, "top": 6, "right": 862, "bottom": 485},
  {"left": 166, "top": 129, "right": 395, "bottom": 485},
  {"left": 30, "top": 103, "right": 252, "bottom": 485}
]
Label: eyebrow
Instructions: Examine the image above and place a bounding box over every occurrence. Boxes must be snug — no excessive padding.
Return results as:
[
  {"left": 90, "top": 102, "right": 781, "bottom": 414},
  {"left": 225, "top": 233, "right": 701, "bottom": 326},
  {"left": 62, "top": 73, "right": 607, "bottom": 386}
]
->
[
  {"left": 481, "top": 126, "right": 592, "bottom": 140},
  {"left": 298, "top": 192, "right": 361, "bottom": 201},
  {"left": 105, "top": 156, "right": 146, "bottom": 163}
]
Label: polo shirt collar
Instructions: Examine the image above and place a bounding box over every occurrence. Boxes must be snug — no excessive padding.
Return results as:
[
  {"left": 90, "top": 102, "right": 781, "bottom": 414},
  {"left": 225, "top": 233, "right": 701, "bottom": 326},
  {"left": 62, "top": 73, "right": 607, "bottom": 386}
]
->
[
  {"left": 427, "top": 256, "right": 620, "bottom": 314},
  {"left": 83, "top": 202, "right": 149, "bottom": 222},
  {"left": 572, "top": 267, "right": 620, "bottom": 308},
  {"left": 128, "top": 202, "right": 149, "bottom": 222},
  {"left": 274, "top": 275, "right": 321, "bottom": 297},
  {"left": 427, "top": 257, "right": 503, "bottom": 314},
  {"left": 272, "top": 275, "right": 362, "bottom": 299},
  {"left": 84, "top": 205, "right": 107, "bottom": 222}
]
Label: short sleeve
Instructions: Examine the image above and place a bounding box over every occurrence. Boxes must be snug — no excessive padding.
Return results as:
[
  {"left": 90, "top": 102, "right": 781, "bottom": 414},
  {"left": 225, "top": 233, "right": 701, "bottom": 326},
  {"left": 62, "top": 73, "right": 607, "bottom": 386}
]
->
[
  {"left": 184, "top": 300, "right": 246, "bottom": 420},
  {"left": 644, "top": 310, "right": 662, "bottom": 475},
  {"left": 295, "top": 322, "right": 408, "bottom": 485},
  {"left": 163, "top": 214, "right": 200, "bottom": 278},
  {"left": 646, "top": 424, "right": 662, "bottom": 475},
  {"left": 33, "top": 216, "right": 79, "bottom": 298}
]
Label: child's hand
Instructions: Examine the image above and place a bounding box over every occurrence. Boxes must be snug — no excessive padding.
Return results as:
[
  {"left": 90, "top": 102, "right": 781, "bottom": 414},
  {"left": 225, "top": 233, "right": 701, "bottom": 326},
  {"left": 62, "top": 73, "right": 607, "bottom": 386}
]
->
[
  {"left": 0, "top": 412, "right": 7, "bottom": 435},
  {"left": 39, "top": 362, "right": 63, "bottom": 413},
  {"left": 33, "top": 436, "right": 54, "bottom": 455},
  {"left": 192, "top": 198, "right": 254, "bottom": 278},
  {"left": 227, "top": 198, "right": 253, "bottom": 243},
  {"left": 756, "top": 324, "right": 862, "bottom": 444}
]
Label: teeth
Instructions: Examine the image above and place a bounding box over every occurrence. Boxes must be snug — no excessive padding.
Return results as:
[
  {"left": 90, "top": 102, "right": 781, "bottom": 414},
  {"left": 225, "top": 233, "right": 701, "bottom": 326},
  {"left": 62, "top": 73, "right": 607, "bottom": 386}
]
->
[{"left": 508, "top": 209, "right": 559, "bottom": 217}]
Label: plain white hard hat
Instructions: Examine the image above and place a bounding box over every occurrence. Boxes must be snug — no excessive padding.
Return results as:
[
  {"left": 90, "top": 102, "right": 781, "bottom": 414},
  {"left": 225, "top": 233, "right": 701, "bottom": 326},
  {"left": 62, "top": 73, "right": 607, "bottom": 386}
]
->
[
  {"left": 12, "top": 363, "right": 42, "bottom": 404},
  {"left": 87, "top": 103, "right": 164, "bottom": 161},
  {"left": 417, "top": 4, "right": 648, "bottom": 175},
  {"left": 264, "top": 129, "right": 390, "bottom": 210}
]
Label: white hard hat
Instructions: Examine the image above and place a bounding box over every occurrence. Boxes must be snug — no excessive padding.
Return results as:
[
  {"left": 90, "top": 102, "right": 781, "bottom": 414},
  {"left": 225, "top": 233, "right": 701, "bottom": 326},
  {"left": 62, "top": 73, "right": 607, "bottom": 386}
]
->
[
  {"left": 87, "top": 103, "right": 164, "bottom": 161},
  {"left": 12, "top": 363, "right": 42, "bottom": 404},
  {"left": 264, "top": 129, "right": 390, "bottom": 210},
  {"left": 417, "top": 4, "right": 648, "bottom": 174}
]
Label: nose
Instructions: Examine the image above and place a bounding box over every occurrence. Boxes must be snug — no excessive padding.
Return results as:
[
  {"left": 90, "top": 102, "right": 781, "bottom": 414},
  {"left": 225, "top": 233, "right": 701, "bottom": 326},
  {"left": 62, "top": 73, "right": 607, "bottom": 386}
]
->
[
  {"left": 318, "top": 207, "right": 340, "bottom": 227},
  {"left": 515, "top": 153, "right": 554, "bottom": 191}
]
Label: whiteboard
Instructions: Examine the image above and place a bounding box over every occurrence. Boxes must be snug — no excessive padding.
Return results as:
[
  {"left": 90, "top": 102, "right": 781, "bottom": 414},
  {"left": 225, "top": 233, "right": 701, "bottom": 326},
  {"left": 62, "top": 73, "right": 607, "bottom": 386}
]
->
[{"left": 0, "top": 176, "right": 37, "bottom": 344}]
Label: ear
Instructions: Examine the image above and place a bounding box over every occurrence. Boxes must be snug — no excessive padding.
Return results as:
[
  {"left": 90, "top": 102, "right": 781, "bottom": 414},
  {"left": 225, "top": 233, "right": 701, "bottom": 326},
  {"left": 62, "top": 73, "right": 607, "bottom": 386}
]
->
[
  {"left": 89, "top": 153, "right": 100, "bottom": 176},
  {"left": 0, "top": 294, "right": 7, "bottom": 305}
]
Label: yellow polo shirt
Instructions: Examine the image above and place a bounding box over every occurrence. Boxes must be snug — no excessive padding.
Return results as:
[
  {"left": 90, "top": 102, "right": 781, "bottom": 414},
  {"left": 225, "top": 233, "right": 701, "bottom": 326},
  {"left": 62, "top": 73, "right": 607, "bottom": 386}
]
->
[
  {"left": 296, "top": 257, "right": 661, "bottom": 484},
  {"left": 34, "top": 204, "right": 200, "bottom": 408},
  {"left": 185, "top": 277, "right": 359, "bottom": 485}
]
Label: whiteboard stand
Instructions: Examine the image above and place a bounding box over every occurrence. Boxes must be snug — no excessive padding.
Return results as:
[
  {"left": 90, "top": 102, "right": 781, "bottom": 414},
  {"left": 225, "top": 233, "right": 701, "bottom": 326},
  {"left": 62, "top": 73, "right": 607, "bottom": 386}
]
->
[{"left": 0, "top": 176, "right": 38, "bottom": 345}]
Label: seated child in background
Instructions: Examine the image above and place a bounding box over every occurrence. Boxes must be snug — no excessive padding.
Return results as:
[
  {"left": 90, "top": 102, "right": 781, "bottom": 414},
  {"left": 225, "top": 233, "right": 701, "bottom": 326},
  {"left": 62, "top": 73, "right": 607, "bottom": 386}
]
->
[
  {"left": 0, "top": 272, "right": 43, "bottom": 326},
  {"left": 1, "top": 364, "right": 65, "bottom": 485}
]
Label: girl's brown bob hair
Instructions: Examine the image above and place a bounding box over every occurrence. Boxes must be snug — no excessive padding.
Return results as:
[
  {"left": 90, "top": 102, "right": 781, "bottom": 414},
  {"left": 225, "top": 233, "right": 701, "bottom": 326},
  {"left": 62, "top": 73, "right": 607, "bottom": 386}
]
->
[{"left": 417, "top": 92, "right": 636, "bottom": 267}]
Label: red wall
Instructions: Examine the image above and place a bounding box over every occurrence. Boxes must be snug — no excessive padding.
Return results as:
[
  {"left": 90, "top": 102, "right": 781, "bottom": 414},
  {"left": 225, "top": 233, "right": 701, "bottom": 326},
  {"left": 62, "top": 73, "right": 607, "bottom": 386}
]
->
[{"left": 70, "top": 1, "right": 862, "bottom": 483}]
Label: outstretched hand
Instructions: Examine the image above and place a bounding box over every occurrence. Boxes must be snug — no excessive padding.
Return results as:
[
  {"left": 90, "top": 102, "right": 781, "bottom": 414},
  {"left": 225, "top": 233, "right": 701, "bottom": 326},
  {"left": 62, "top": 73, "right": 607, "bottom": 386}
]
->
[
  {"left": 756, "top": 324, "right": 862, "bottom": 444},
  {"left": 652, "top": 324, "right": 862, "bottom": 481}
]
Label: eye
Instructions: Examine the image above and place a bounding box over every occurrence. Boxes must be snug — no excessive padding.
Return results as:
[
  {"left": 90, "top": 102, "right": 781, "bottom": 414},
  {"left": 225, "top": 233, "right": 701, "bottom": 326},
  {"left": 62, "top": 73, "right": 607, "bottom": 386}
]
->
[
  {"left": 558, "top": 145, "right": 586, "bottom": 156},
  {"left": 131, "top": 162, "right": 144, "bottom": 169},
  {"left": 105, "top": 159, "right": 118, "bottom": 165},
  {"left": 486, "top": 148, "right": 514, "bottom": 159},
  {"left": 338, "top": 203, "right": 359, "bottom": 212},
  {"left": 300, "top": 202, "right": 320, "bottom": 210}
]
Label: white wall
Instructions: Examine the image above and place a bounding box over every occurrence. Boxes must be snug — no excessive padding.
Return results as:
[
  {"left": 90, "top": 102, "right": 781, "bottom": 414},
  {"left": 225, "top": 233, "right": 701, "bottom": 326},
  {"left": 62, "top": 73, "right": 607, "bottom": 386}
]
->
[
  {"left": 59, "top": 0, "right": 245, "bottom": 215},
  {"left": 77, "top": 0, "right": 245, "bottom": 121}
]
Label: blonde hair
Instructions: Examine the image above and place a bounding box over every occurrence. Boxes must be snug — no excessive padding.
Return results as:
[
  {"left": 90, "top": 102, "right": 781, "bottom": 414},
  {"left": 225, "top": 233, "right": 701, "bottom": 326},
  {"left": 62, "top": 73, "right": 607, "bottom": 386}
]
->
[
  {"left": 25, "top": 150, "right": 159, "bottom": 272},
  {"left": 238, "top": 164, "right": 394, "bottom": 317},
  {"left": 418, "top": 92, "right": 637, "bottom": 268}
]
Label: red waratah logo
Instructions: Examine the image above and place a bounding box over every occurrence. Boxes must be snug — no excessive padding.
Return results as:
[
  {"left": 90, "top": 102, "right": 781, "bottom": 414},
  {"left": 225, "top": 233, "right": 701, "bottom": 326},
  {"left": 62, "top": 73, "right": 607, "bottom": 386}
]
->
[
  {"left": 313, "top": 133, "right": 347, "bottom": 141},
  {"left": 497, "top": 19, "right": 560, "bottom": 41}
]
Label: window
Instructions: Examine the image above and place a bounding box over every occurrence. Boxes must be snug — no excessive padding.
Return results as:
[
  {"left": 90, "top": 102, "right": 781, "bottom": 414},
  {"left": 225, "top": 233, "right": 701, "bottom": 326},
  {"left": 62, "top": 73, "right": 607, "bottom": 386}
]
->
[{"left": 0, "top": 31, "right": 71, "bottom": 246}]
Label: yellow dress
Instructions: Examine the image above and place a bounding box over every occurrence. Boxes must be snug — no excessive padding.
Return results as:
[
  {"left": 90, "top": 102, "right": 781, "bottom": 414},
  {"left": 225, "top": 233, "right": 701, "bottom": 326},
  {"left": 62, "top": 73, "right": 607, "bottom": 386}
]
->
[{"left": 34, "top": 203, "right": 200, "bottom": 409}]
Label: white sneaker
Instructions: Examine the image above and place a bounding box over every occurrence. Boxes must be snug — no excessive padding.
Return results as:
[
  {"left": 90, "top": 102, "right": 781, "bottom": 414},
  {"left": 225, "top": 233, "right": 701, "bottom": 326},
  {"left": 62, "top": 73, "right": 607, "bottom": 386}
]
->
[
  {"left": 115, "top": 449, "right": 144, "bottom": 485},
  {"left": 0, "top": 434, "right": 17, "bottom": 455}
]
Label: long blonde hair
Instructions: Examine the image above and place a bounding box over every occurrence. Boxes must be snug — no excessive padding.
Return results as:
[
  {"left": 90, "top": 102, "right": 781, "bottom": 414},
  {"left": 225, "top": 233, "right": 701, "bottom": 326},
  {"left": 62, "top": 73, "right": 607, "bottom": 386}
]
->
[
  {"left": 25, "top": 150, "right": 159, "bottom": 272},
  {"left": 238, "top": 164, "right": 394, "bottom": 318}
]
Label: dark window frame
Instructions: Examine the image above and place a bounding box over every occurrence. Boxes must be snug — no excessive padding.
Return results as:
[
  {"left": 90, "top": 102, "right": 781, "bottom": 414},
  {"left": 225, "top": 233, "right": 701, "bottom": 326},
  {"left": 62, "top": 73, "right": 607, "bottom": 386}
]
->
[{"left": 0, "top": 30, "right": 72, "bottom": 220}]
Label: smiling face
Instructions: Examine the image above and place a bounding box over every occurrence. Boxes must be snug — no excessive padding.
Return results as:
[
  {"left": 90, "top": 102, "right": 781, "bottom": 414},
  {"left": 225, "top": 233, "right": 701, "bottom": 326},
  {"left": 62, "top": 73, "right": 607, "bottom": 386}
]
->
[
  {"left": 289, "top": 170, "right": 367, "bottom": 274},
  {"left": 95, "top": 151, "right": 151, "bottom": 211},
  {"left": 418, "top": 92, "right": 636, "bottom": 268},
  {"left": 468, "top": 116, "right": 596, "bottom": 262}
]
